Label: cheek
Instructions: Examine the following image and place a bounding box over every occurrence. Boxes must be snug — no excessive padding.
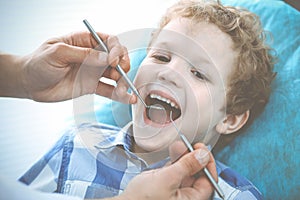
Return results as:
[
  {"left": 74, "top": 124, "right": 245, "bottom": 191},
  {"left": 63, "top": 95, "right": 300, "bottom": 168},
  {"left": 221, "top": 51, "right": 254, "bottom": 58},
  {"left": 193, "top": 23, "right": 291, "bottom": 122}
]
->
[
  {"left": 133, "top": 65, "right": 155, "bottom": 86},
  {"left": 195, "top": 87, "right": 227, "bottom": 133},
  {"left": 185, "top": 84, "right": 220, "bottom": 127},
  {"left": 133, "top": 70, "right": 144, "bottom": 86},
  {"left": 183, "top": 85, "right": 212, "bottom": 131},
  {"left": 188, "top": 85, "right": 213, "bottom": 111}
]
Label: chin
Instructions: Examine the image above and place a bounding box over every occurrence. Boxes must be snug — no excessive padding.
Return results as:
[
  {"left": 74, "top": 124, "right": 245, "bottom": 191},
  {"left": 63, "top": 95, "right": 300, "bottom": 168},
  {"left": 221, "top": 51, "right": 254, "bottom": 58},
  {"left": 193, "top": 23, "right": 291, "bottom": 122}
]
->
[
  {"left": 135, "top": 138, "right": 167, "bottom": 152},
  {"left": 132, "top": 123, "right": 178, "bottom": 152}
]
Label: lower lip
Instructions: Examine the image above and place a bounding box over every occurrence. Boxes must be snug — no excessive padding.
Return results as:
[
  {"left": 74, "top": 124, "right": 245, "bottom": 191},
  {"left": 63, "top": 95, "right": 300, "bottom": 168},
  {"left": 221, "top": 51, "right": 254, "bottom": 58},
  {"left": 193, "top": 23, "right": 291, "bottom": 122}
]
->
[{"left": 143, "top": 108, "right": 171, "bottom": 128}]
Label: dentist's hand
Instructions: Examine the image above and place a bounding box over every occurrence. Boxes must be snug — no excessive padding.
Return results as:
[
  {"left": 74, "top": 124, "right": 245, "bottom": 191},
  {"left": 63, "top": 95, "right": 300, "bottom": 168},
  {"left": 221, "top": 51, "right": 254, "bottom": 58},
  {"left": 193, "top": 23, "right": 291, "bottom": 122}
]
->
[
  {"left": 0, "top": 31, "right": 136, "bottom": 103},
  {"left": 118, "top": 143, "right": 217, "bottom": 200}
]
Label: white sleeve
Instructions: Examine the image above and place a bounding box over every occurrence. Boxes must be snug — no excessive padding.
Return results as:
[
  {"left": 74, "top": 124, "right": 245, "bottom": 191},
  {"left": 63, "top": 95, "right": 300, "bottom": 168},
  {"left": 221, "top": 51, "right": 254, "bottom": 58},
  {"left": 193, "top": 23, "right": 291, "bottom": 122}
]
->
[{"left": 0, "top": 176, "right": 82, "bottom": 200}]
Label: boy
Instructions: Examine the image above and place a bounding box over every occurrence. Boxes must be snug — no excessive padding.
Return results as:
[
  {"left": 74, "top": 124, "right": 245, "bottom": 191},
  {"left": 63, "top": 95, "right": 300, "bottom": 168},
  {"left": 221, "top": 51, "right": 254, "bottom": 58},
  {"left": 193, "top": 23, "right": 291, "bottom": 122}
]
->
[{"left": 19, "top": 0, "right": 275, "bottom": 199}]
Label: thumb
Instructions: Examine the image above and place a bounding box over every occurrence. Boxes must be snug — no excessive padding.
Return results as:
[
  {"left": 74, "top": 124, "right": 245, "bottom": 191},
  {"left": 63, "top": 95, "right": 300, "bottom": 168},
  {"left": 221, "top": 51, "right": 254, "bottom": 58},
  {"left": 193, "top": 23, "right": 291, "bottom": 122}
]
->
[
  {"left": 170, "top": 147, "right": 210, "bottom": 179},
  {"left": 61, "top": 44, "right": 109, "bottom": 67}
]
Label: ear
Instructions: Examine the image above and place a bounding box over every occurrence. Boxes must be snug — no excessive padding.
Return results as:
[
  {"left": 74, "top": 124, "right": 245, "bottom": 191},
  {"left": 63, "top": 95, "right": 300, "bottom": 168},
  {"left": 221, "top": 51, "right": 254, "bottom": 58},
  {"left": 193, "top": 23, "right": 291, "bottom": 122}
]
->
[{"left": 216, "top": 110, "right": 250, "bottom": 135}]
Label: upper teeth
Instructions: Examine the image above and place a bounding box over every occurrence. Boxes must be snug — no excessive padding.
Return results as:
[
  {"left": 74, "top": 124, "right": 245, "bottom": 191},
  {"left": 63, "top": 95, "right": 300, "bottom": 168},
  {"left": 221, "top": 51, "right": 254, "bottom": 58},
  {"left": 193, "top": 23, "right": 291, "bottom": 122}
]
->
[{"left": 150, "top": 93, "right": 179, "bottom": 109}]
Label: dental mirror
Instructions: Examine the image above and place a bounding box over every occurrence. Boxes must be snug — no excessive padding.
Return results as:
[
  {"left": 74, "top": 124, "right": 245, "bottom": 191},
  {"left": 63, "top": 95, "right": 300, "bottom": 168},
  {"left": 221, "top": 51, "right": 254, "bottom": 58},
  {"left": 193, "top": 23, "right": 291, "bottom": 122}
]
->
[{"left": 147, "top": 103, "right": 167, "bottom": 124}]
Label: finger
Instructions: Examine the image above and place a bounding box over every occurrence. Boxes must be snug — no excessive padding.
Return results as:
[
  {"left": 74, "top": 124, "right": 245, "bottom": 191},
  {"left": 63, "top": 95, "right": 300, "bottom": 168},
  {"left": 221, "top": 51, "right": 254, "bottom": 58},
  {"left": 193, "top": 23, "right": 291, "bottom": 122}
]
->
[
  {"left": 96, "top": 69, "right": 137, "bottom": 104},
  {"left": 114, "top": 77, "right": 137, "bottom": 104},
  {"left": 113, "top": 83, "right": 137, "bottom": 104},
  {"left": 168, "top": 147, "right": 211, "bottom": 182},
  {"left": 109, "top": 46, "right": 131, "bottom": 82},
  {"left": 168, "top": 142, "right": 194, "bottom": 188},
  {"left": 193, "top": 143, "right": 218, "bottom": 182},
  {"left": 192, "top": 164, "right": 216, "bottom": 198},
  {"left": 154, "top": 147, "right": 211, "bottom": 195},
  {"left": 60, "top": 31, "right": 110, "bottom": 49},
  {"left": 53, "top": 43, "right": 109, "bottom": 67},
  {"left": 106, "top": 36, "right": 129, "bottom": 67},
  {"left": 169, "top": 142, "right": 214, "bottom": 188},
  {"left": 192, "top": 143, "right": 218, "bottom": 196},
  {"left": 104, "top": 35, "right": 130, "bottom": 83},
  {"left": 106, "top": 35, "right": 121, "bottom": 66},
  {"left": 118, "top": 47, "right": 130, "bottom": 73},
  {"left": 95, "top": 81, "right": 136, "bottom": 104},
  {"left": 95, "top": 81, "right": 115, "bottom": 99},
  {"left": 106, "top": 35, "right": 120, "bottom": 54},
  {"left": 180, "top": 175, "right": 196, "bottom": 188}
]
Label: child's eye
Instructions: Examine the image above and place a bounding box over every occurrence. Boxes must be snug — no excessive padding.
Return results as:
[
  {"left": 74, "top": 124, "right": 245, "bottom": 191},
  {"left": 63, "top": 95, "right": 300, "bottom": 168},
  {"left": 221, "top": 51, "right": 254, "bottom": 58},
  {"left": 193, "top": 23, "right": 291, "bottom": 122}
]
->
[
  {"left": 152, "top": 54, "right": 170, "bottom": 62},
  {"left": 191, "top": 68, "right": 207, "bottom": 81}
]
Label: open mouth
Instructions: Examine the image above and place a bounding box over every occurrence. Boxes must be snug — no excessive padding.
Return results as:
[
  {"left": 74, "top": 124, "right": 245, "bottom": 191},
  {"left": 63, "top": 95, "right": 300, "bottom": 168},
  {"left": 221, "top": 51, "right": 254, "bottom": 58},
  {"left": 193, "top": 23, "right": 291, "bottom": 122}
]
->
[{"left": 145, "top": 92, "right": 181, "bottom": 124}]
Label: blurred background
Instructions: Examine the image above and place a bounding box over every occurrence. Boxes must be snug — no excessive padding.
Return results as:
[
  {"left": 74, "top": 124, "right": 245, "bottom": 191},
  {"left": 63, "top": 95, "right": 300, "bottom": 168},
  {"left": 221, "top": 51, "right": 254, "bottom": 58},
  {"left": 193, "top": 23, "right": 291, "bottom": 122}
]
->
[{"left": 0, "top": 0, "right": 176, "bottom": 180}]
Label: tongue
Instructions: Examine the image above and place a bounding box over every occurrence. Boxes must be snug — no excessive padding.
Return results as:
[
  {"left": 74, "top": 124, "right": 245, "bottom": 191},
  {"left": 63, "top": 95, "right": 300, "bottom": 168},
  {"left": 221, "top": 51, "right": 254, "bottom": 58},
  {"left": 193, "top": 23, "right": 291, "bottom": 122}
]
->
[{"left": 147, "top": 106, "right": 170, "bottom": 124}]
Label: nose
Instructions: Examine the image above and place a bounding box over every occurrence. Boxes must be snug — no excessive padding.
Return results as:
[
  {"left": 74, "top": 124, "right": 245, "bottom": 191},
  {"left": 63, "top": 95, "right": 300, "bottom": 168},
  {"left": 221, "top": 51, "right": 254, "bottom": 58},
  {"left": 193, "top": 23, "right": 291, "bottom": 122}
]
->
[{"left": 157, "top": 63, "right": 184, "bottom": 88}]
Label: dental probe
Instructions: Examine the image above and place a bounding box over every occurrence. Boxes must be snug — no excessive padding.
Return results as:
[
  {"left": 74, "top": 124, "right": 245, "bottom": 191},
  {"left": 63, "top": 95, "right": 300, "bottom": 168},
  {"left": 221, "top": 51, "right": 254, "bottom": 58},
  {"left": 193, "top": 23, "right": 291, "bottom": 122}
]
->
[
  {"left": 169, "top": 112, "right": 225, "bottom": 200},
  {"left": 83, "top": 19, "right": 163, "bottom": 111}
]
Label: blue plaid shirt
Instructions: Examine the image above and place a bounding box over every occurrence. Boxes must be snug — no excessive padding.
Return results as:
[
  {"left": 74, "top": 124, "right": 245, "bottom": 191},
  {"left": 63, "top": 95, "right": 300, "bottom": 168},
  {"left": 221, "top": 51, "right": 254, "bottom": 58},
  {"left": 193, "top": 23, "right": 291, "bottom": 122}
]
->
[{"left": 19, "top": 123, "right": 262, "bottom": 200}]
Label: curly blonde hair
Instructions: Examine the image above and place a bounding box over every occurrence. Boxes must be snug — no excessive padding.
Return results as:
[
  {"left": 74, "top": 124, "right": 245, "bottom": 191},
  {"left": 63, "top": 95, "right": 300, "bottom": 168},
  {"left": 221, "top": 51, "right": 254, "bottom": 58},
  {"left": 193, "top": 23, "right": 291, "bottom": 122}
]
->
[{"left": 158, "top": 0, "right": 276, "bottom": 126}]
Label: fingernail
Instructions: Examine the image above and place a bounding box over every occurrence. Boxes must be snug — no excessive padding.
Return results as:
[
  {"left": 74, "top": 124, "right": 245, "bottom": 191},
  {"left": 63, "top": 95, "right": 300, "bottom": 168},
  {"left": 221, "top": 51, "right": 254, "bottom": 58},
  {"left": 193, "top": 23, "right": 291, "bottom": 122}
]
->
[
  {"left": 194, "top": 148, "right": 210, "bottom": 166},
  {"left": 129, "top": 94, "right": 137, "bottom": 104}
]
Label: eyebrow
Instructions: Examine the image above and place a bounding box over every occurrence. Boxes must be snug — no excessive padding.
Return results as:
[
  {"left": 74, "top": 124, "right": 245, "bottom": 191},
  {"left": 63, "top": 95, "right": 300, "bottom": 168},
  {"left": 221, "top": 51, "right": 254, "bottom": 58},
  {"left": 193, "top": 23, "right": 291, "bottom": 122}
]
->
[
  {"left": 148, "top": 41, "right": 170, "bottom": 52},
  {"left": 151, "top": 40, "right": 213, "bottom": 69}
]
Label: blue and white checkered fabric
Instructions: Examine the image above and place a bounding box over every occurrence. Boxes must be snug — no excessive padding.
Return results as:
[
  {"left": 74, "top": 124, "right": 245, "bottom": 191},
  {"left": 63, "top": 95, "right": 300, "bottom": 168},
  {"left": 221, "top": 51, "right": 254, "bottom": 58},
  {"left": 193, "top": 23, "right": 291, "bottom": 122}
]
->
[{"left": 19, "top": 123, "right": 262, "bottom": 200}]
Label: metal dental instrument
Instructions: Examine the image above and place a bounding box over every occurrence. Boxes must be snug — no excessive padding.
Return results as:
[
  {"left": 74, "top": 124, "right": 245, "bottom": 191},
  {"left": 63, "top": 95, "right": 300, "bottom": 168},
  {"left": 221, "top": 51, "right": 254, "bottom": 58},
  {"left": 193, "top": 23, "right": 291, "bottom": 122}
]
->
[
  {"left": 169, "top": 112, "right": 225, "bottom": 200},
  {"left": 83, "top": 19, "right": 163, "bottom": 111}
]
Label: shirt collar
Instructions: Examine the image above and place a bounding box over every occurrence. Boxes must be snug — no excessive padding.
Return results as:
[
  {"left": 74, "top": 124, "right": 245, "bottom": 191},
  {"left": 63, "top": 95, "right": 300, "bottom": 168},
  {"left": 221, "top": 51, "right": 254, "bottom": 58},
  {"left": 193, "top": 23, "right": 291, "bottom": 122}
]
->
[
  {"left": 93, "top": 122, "right": 133, "bottom": 150},
  {"left": 92, "top": 122, "right": 224, "bottom": 173},
  {"left": 93, "top": 122, "right": 169, "bottom": 169}
]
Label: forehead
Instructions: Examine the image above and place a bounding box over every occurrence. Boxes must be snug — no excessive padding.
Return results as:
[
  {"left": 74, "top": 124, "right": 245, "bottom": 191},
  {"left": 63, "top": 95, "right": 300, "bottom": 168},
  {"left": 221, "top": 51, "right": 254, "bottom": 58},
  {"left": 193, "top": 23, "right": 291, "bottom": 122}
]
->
[
  {"left": 150, "top": 20, "right": 211, "bottom": 66},
  {"left": 150, "top": 17, "right": 237, "bottom": 84}
]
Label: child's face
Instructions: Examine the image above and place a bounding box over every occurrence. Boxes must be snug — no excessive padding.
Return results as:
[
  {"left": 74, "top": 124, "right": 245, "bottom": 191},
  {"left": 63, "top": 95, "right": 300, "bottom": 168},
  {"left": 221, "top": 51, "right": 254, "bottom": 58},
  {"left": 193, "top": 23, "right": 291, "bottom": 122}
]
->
[{"left": 132, "top": 18, "right": 237, "bottom": 153}]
